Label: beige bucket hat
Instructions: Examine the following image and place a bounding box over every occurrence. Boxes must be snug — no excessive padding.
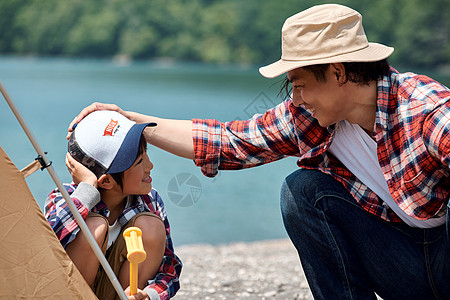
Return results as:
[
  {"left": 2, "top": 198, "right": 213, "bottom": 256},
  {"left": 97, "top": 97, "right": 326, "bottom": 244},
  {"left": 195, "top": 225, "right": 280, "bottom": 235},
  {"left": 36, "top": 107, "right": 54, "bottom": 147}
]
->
[{"left": 259, "top": 4, "right": 394, "bottom": 78}]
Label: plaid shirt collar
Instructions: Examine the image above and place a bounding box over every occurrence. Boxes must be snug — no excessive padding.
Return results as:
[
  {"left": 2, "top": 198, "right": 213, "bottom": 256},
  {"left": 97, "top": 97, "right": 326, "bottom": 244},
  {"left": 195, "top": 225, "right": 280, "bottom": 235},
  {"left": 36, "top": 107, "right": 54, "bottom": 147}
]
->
[
  {"left": 375, "top": 67, "right": 398, "bottom": 133},
  {"left": 92, "top": 195, "right": 148, "bottom": 226}
]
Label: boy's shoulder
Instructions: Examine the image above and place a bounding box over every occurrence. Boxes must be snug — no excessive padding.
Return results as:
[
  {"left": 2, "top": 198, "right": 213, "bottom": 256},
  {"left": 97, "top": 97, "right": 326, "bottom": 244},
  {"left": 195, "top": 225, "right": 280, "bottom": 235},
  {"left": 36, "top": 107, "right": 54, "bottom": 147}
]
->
[
  {"left": 139, "top": 188, "right": 167, "bottom": 212},
  {"left": 47, "top": 183, "right": 77, "bottom": 200}
]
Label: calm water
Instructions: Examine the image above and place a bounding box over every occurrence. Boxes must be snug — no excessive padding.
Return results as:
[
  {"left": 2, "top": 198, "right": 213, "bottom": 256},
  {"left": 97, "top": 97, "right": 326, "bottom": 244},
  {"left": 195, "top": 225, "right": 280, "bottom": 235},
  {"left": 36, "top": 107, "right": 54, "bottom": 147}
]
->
[
  {"left": 0, "top": 56, "right": 299, "bottom": 246},
  {"left": 2, "top": 57, "right": 448, "bottom": 247}
]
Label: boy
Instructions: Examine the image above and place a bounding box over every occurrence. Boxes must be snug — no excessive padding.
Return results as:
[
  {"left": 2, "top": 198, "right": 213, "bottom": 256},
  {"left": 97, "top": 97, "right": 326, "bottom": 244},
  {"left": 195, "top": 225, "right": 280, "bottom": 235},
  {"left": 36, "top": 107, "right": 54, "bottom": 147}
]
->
[{"left": 45, "top": 110, "right": 181, "bottom": 300}]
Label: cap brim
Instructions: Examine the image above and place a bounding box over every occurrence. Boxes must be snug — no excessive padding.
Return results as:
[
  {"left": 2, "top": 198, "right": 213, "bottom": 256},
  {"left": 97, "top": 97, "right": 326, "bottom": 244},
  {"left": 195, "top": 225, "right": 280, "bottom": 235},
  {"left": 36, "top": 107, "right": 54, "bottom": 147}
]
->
[
  {"left": 106, "top": 122, "right": 156, "bottom": 174},
  {"left": 259, "top": 43, "right": 394, "bottom": 78}
]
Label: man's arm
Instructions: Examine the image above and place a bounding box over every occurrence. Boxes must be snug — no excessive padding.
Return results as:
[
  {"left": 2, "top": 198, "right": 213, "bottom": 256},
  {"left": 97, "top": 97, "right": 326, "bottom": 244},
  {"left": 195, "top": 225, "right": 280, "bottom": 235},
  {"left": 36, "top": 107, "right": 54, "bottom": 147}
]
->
[
  {"left": 192, "top": 99, "right": 307, "bottom": 177},
  {"left": 67, "top": 102, "right": 194, "bottom": 159},
  {"left": 141, "top": 115, "right": 194, "bottom": 160}
]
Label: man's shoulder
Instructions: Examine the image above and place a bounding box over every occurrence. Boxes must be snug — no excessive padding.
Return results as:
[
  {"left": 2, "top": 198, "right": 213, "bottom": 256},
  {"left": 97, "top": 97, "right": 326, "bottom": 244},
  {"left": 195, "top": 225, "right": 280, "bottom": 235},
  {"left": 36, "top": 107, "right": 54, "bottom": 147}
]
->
[
  {"left": 392, "top": 69, "right": 447, "bottom": 92},
  {"left": 387, "top": 68, "right": 448, "bottom": 106}
]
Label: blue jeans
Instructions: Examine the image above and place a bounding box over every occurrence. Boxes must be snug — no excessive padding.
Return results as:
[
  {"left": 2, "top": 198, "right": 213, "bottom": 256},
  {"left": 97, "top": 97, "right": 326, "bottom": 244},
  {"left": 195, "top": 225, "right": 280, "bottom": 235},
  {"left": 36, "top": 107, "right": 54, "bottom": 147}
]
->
[{"left": 280, "top": 169, "right": 449, "bottom": 300}]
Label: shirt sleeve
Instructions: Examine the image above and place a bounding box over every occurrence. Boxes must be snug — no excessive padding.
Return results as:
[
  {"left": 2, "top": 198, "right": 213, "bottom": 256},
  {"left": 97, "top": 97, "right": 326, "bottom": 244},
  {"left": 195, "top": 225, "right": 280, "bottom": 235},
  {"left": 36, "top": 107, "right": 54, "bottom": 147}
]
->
[
  {"left": 192, "top": 99, "right": 301, "bottom": 177},
  {"left": 44, "top": 182, "right": 100, "bottom": 248},
  {"left": 422, "top": 87, "right": 450, "bottom": 169},
  {"left": 144, "top": 190, "right": 182, "bottom": 299}
]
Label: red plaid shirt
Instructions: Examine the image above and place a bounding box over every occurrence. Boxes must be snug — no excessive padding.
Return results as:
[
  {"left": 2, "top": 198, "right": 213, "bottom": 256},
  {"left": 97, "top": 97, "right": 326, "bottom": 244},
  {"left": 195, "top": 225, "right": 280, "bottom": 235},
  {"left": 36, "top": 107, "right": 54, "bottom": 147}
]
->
[{"left": 192, "top": 68, "right": 450, "bottom": 223}]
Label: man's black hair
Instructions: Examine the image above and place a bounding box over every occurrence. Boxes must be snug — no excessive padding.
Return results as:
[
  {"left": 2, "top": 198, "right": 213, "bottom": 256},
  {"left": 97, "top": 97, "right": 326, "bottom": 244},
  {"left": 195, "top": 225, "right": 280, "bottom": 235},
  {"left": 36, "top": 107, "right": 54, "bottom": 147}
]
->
[{"left": 279, "top": 59, "right": 390, "bottom": 100}]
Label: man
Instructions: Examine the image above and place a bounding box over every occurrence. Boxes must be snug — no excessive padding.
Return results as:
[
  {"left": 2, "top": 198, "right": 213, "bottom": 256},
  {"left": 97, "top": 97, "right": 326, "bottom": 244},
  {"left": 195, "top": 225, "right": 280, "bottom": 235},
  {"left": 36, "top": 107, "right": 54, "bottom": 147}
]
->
[{"left": 69, "top": 4, "right": 449, "bottom": 299}]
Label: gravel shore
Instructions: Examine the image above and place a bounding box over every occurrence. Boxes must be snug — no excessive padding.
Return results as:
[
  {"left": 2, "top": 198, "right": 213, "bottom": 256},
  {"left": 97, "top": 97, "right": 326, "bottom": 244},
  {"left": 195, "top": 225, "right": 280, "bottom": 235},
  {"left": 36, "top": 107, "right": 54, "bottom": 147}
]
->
[{"left": 174, "top": 239, "right": 313, "bottom": 300}]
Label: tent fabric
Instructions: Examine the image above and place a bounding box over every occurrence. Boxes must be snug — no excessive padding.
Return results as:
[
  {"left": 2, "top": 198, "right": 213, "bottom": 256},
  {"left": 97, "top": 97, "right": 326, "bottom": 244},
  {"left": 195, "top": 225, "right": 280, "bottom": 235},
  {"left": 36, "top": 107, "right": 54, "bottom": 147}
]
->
[{"left": 0, "top": 146, "right": 97, "bottom": 299}]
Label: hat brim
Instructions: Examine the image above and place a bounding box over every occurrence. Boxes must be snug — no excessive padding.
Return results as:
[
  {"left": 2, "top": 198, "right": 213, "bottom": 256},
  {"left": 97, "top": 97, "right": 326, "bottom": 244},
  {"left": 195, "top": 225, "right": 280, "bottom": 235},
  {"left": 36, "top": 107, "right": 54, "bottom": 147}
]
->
[
  {"left": 106, "top": 122, "right": 157, "bottom": 174},
  {"left": 259, "top": 43, "right": 394, "bottom": 78}
]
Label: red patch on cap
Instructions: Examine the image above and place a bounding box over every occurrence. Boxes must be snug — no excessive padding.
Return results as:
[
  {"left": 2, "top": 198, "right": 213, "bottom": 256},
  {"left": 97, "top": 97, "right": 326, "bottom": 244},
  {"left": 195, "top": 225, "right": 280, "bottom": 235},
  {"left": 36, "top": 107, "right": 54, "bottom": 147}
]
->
[{"left": 103, "top": 119, "right": 118, "bottom": 136}]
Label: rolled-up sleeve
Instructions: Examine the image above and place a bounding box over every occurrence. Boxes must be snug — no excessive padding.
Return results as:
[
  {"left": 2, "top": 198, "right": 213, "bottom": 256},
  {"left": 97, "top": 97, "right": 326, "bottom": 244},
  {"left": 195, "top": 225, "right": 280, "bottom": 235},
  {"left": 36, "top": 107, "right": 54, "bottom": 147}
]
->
[
  {"left": 192, "top": 118, "right": 223, "bottom": 177},
  {"left": 192, "top": 100, "right": 301, "bottom": 177}
]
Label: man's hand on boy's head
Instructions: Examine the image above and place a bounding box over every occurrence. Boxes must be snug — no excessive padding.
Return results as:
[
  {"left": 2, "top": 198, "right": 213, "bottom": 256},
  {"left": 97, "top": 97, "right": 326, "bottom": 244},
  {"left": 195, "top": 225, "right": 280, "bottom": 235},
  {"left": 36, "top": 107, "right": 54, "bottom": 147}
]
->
[
  {"left": 65, "top": 153, "right": 98, "bottom": 188},
  {"left": 67, "top": 102, "right": 125, "bottom": 140}
]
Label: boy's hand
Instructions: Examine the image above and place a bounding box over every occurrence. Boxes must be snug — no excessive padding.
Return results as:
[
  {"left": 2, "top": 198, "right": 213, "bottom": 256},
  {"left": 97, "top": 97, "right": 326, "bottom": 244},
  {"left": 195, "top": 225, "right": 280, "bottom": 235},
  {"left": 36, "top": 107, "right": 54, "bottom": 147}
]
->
[
  {"left": 67, "top": 102, "right": 125, "bottom": 139},
  {"left": 65, "top": 153, "right": 98, "bottom": 188},
  {"left": 124, "top": 286, "right": 149, "bottom": 300}
]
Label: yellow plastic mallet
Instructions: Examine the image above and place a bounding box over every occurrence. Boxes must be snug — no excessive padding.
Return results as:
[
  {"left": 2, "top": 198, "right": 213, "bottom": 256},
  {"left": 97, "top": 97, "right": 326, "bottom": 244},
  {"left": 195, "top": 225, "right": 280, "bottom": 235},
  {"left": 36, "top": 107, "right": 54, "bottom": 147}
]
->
[{"left": 123, "top": 227, "right": 147, "bottom": 295}]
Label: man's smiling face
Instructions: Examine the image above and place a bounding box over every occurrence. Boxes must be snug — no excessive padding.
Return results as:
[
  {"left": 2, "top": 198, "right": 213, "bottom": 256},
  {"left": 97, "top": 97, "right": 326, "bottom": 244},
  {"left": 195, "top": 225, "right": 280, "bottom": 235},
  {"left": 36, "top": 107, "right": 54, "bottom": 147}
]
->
[{"left": 287, "top": 65, "right": 349, "bottom": 128}]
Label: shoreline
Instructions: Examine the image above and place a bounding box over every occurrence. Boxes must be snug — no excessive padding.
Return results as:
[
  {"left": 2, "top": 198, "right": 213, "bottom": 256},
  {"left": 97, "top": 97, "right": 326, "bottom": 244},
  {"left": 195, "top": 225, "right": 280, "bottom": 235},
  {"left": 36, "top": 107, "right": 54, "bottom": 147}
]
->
[{"left": 174, "top": 238, "right": 313, "bottom": 299}]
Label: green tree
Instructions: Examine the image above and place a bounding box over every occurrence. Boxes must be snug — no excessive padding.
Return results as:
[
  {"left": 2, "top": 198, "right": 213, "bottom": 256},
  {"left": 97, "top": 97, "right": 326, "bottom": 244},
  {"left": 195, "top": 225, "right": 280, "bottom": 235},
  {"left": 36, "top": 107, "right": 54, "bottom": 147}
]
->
[
  {"left": 393, "top": 0, "right": 450, "bottom": 68},
  {"left": 0, "top": 0, "right": 27, "bottom": 53},
  {"left": 0, "top": 0, "right": 449, "bottom": 69},
  {"left": 13, "top": 0, "right": 84, "bottom": 54}
]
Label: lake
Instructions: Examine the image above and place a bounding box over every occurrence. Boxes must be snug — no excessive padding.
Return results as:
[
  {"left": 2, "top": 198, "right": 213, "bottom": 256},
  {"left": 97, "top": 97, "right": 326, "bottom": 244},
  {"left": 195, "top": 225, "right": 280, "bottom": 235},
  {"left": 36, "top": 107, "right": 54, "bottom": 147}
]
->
[
  {"left": 1, "top": 56, "right": 448, "bottom": 247},
  {"left": 0, "top": 56, "right": 299, "bottom": 247}
]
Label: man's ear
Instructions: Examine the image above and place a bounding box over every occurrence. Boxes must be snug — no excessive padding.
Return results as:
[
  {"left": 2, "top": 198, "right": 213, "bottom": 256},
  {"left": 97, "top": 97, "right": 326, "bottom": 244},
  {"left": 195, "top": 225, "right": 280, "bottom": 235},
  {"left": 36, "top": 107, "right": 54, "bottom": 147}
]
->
[
  {"left": 97, "top": 174, "right": 115, "bottom": 190},
  {"left": 331, "top": 63, "right": 347, "bottom": 85}
]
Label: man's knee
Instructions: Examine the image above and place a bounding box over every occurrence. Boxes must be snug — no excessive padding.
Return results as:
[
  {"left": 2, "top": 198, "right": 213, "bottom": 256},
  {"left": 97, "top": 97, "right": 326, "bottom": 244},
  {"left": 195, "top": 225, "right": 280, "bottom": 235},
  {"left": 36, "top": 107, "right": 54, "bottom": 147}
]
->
[
  {"left": 281, "top": 169, "right": 321, "bottom": 208},
  {"left": 286, "top": 168, "right": 333, "bottom": 195},
  {"left": 281, "top": 169, "right": 345, "bottom": 207},
  {"left": 281, "top": 169, "right": 312, "bottom": 226},
  {"left": 281, "top": 169, "right": 340, "bottom": 227}
]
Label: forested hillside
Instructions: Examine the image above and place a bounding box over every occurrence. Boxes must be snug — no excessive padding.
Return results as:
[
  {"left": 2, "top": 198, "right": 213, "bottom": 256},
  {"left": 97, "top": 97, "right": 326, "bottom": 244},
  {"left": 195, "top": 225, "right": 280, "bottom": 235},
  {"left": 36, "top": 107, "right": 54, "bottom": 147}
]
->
[{"left": 0, "top": 0, "right": 449, "bottom": 68}]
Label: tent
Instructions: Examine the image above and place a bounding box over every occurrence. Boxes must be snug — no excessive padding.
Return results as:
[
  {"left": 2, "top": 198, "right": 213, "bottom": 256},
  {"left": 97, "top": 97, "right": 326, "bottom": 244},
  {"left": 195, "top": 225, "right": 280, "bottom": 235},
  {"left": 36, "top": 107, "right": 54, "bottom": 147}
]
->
[
  {"left": 0, "top": 146, "right": 97, "bottom": 299},
  {"left": 0, "top": 81, "right": 126, "bottom": 299}
]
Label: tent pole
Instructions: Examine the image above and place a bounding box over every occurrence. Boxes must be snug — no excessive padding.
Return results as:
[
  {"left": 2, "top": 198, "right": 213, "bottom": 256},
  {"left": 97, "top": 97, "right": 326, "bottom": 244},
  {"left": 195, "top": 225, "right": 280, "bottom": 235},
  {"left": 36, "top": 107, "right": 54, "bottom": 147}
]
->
[{"left": 0, "top": 81, "right": 128, "bottom": 300}]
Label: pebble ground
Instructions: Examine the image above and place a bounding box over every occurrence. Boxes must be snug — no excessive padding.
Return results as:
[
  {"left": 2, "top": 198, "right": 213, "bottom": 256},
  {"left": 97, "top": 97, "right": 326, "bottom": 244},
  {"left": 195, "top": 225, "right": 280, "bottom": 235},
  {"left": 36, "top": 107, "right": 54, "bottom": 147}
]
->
[{"left": 174, "top": 239, "right": 313, "bottom": 300}]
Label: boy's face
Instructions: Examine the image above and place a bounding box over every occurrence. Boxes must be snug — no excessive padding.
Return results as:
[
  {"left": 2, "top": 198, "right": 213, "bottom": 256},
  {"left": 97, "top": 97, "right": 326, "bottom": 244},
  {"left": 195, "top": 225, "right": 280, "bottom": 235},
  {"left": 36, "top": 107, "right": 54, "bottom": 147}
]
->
[{"left": 121, "top": 151, "right": 153, "bottom": 196}]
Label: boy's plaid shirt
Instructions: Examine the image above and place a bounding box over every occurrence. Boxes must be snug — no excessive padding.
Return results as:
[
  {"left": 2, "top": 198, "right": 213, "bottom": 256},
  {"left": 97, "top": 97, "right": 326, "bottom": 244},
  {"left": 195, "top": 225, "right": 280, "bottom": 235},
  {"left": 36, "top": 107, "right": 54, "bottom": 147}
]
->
[
  {"left": 45, "top": 186, "right": 181, "bottom": 299},
  {"left": 192, "top": 68, "right": 449, "bottom": 223}
]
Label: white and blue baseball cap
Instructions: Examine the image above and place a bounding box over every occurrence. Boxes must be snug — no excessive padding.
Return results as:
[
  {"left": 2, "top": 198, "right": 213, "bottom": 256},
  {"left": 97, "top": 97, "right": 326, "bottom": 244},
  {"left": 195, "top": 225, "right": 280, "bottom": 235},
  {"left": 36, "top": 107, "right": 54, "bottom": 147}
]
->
[{"left": 68, "top": 110, "right": 156, "bottom": 177}]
